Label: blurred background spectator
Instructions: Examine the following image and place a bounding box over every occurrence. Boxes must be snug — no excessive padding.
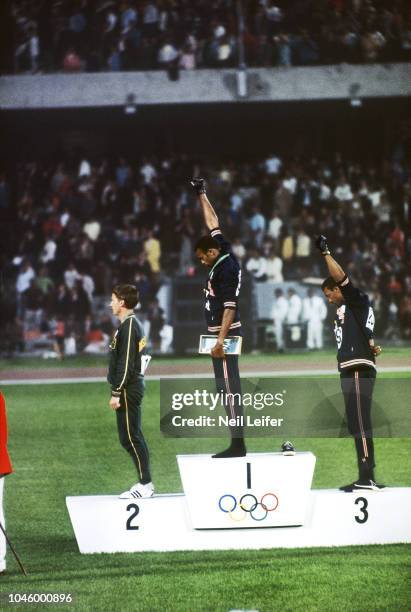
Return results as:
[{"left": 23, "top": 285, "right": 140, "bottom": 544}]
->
[{"left": 3, "top": 0, "right": 411, "bottom": 75}]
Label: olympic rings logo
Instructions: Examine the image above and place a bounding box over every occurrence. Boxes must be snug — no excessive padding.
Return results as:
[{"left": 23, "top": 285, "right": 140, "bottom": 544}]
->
[{"left": 218, "top": 492, "right": 279, "bottom": 522}]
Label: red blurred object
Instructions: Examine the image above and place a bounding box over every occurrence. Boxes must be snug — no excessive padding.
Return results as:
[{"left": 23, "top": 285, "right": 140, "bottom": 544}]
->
[
  {"left": 0, "top": 393, "right": 13, "bottom": 476},
  {"left": 63, "top": 50, "right": 82, "bottom": 72}
]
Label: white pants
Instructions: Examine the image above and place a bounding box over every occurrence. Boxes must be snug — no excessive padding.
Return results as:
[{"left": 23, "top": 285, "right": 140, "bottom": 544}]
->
[
  {"left": 0, "top": 477, "right": 5, "bottom": 571},
  {"left": 274, "top": 319, "right": 285, "bottom": 350},
  {"left": 307, "top": 320, "right": 323, "bottom": 349}
]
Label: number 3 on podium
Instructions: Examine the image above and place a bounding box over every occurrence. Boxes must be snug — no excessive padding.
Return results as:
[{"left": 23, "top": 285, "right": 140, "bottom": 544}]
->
[{"left": 354, "top": 497, "right": 368, "bottom": 524}]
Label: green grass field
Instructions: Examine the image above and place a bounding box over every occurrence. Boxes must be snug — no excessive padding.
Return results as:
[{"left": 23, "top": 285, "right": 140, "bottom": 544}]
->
[{"left": 0, "top": 361, "right": 410, "bottom": 611}]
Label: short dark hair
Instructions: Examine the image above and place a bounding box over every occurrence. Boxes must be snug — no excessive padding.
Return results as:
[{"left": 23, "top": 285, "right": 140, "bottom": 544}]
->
[
  {"left": 321, "top": 277, "right": 339, "bottom": 292},
  {"left": 194, "top": 236, "right": 220, "bottom": 253},
  {"left": 112, "top": 284, "right": 139, "bottom": 309}
]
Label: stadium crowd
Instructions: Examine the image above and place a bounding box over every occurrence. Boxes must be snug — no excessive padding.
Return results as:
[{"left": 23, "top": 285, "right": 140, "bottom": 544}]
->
[
  {"left": 0, "top": 147, "right": 410, "bottom": 355},
  {"left": 4, "top": 0, "right": 411, "bottom": 74}
]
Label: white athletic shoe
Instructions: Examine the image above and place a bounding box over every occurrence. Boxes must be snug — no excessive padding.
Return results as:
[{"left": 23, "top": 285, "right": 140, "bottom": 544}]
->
[{"left": 119, "top": 481, "right": 155, "bottom": 499}]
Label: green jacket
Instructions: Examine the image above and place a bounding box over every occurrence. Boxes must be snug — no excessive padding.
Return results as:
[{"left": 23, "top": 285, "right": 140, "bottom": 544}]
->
[{"left": 107, "top": 315, "right": 149, "bottom": 397}]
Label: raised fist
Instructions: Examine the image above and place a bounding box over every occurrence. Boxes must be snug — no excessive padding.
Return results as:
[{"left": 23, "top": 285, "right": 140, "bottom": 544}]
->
[
  {"left": 315, "top": 235, "right": 330, "bottom": 255},
  {"left": 190, "top": 178, "right": 206, "bottom": 195}
]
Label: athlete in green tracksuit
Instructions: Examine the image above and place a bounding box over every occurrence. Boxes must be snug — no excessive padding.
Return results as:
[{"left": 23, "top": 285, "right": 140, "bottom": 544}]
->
[{"left": 108, "top": 284, "right": 154, "bottom": 499}]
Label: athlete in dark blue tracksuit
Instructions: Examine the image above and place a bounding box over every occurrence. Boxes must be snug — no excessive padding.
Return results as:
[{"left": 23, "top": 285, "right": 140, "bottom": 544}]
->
[
  {"left": 316, "top": 234, "right": 385, "bottom": 492},
  {"left": 191, "top": 178, "right": 246, "bottom": 458}
]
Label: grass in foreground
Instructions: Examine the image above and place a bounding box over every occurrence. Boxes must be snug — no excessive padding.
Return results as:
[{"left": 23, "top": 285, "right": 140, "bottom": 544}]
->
[{"left": 0, "top": 382, "right": 410, "bottom": 611}]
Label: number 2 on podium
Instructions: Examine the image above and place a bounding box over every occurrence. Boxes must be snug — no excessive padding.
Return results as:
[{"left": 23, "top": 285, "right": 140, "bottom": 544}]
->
[{"left": 126, "top": 503, "right": 140, "bottom": 530}]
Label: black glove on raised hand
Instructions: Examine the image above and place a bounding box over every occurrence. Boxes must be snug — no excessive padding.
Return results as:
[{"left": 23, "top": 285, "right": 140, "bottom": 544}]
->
[
  {"left": 190, "top": 178, "right": 206, "bottom": 195},
  {"left": 315, "top": 235, "right": 330, "bottom": 255}
]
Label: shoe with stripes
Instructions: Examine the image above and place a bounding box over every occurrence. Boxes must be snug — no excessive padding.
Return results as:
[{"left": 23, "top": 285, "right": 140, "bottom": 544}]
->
[
  {"left": 119, "top": 482, "right": 154, "bottom": 499},
  {"left": 339, "top": 479, "right": 385, "bottom": 493}
]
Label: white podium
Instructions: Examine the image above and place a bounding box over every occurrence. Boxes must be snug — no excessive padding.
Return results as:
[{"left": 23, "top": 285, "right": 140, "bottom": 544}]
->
[
  {"left": 177, "top": 452, "right": 316, "bottom": 528},
  {"left": 65, "top": 448, "right": 411, "bottom": 553},
  {"left": 66, "top": 487, "right": 411, "bottom": 554}
]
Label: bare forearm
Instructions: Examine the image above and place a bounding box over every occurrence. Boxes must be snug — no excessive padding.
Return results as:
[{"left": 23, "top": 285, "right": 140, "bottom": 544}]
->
[
  {"left": 199, "top": 193, "right": 219, "bottom": 230},
  {"left": 217, "top": 309, "right": 235, "bottom": 343},
  {"left": 323, "top": 254, "right": 346, "bottom": 283}
]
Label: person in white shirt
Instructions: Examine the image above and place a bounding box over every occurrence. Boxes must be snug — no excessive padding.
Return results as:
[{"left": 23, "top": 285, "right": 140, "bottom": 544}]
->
[
  {"left": 78, "top": 158, "right": 91, "bottom": 177},
  {"left": 40, "top": 237, "right": 57, "bottom": 264},
  {"left": 271, "top": 288, "right": 288, "bottom": 351},
  {"left": 264, "top": 154, "right": 282, "bottom": 175},
  {"left": 295, "top": 228, "right": 311, "bottom": 258},
  {"left": 64, "top": 262, "right": 81, "bottom": 289},
  {"left": 231, "top": 238, "right": 246, "bottom": 263},
  {"left": 16, "top": 260, "right": 35, "bottom": 295},
  {"left": 286, "top": 288, "right": 302, "bottom": 324},
  {"left": 158, "top": 41, "right": 179, "bottom": 64},
  {"left": 266, "top": 249, "right": 283, "bottom": 282},
  {"left": 140, "top": 159, "right": 157, "bottom": 184},
  {"left": 334, "top": 177, "right": 353, "bottom": 202},
  {"left": 303, "top": 288, "right": 327, "bottom": 349},
  {"left": 29, "top": 26, "right": 40, "bottom": 72},
  {"left": 246, "top": 249, "right": 267, "bottom": 281},
  {"left": 267, "top": 209, "right": 283, "bottom": 243}
]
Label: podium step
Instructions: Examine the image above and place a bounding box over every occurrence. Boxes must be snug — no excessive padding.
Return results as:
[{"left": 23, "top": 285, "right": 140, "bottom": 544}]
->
[{"left": 66, "top": 487, "right": 411, "bottom": 554}]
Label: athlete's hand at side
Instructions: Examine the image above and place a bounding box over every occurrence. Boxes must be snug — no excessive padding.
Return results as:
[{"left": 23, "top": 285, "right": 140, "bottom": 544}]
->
[
  {"left": 211, "top": 340, "right": 225, "bottom": 358},
  {"left": 109, "top": 396, "right": 121, "bottom": 410}
]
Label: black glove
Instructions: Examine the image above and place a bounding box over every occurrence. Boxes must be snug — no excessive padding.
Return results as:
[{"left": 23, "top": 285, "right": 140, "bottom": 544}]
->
[
  {"left": 190, "top": 178, "right": 206, "bottom": 195},
  {"left": 315, "top": 235, "right": 330, "bottom": 255}
]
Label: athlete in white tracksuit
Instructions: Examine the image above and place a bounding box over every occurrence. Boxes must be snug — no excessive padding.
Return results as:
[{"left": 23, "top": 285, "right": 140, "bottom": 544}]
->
[
  {"left": 271, "top": 288, "right": 288, "bottom": 351},
  {"left": 303, "top": 288, "right": 327, "bottom": 349},
  {"left": 286, "top": 288, "right": 302, "bottom": 324}
]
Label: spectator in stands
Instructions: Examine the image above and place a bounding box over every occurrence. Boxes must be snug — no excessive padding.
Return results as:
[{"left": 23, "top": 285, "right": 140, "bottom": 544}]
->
[
  {"left": 231, "top": 237, "right": 246, "bottom": 263},
  {"left": 144, "top": 230, "right": 161, "bottom": 275},
  {"left": 36, "top": 265, "right": 54, "bottom": 301},
  {"left": 158, "top": 38, "right": 179, "bottom": 69},
  {"left": 5, "top": 0, "right": 411, "bottom": 74},
  {"left": 40, "top": 234, "right": 57, "bottom": 265},
  {"left": 16, "top": 259, "right": 36, "bottom": 298},
  {"left": 295, "top": 227, "right": 311, "bottom": 266},
  {"left": 140, "top": 158, "right": 157, "bottom": 184},
  {"left": 63, "top": 47, "right": 83, "bottom": 72},
  {"left": 246, "top": 249, "right": 267, "bottom": 282},
  {"left": 179, "top": 43, "right": 196, "bottom": 70},
  {"left": 264, "top": 153, "right": 282, "bottom": 176},
  {"left": 362, "top": 28, "right": 386, "bottom": 62},
  {"left": 266, "top": 248, "right": 283, "bottom": 283},
  {"left": 334, "top": 176, "right": 353, "bottom": 203},
  {"left": 143, "top": 1, "right": 160, "bottom": 38},
  {"left": 248, "top": 205, "right": 266, "bottom": 248},
  {"left": 64, "top": 262, "right": 81, "bottom": 290},
  {"left": 274, "top": 33, "right": 292, "bottom": 67},
  {"left": 22, "top": 279, "right": 44, "bottom": 328}
]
